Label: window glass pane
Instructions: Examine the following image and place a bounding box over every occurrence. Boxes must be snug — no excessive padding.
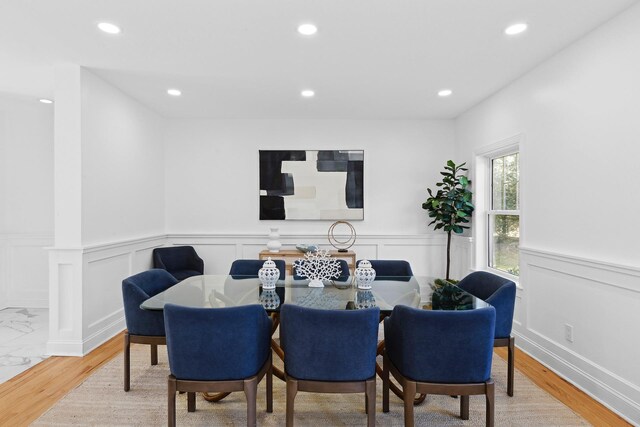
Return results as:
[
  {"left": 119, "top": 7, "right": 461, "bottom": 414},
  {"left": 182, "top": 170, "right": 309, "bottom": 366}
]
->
[
  {"left": 492, "top": 153, "right": 519, "bottom": 210},
  {"left": 489, "top": 214, "right": 520, "bottom": 276}
]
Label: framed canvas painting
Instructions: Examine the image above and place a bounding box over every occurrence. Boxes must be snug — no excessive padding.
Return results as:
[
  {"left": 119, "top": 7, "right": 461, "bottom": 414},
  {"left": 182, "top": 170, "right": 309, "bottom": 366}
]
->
[{"left": 259, "top": 150, "right": 364, "bottom": 220}]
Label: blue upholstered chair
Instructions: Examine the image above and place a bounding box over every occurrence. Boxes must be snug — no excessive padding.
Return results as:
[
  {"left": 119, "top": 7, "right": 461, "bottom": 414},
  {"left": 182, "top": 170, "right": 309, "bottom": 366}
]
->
[
  {"left": 280, "top": 304, "right": 380, "bottom": 427},
  {"left": 230, "top": 259, "right": 286, "bottom": 279},
  {"left": 292, "top": 258, "right": 350, "bottom": 282},
  {"left": 164, "top": 304, "right": 273, "bottom": 427},
  {"left": 457, "top": 271, "right": 517, "bottom": 396},
  {"left": 152, "top": 246, "right": 204, "bottom": 281},
  {"left": 121, "top": 269, "right": 178, "bottom": 391},
  {"left": 358, "top": 259, "right": 413, "bottom": 282},
  {"left": 383, "top": 305, "right": 496, "bottom": 426}
]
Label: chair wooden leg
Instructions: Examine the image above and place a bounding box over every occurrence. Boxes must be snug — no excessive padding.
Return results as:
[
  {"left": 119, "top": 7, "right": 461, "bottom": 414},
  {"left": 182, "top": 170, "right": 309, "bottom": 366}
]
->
[
  {"left": 187, "top": 392, "right": 196, "bottom": 412},
  {"left": 486, "top": 380, "right": 495, "bottom": 427},
  {"left": 382, "top": 352, "right": 390, "bottom": 413},
  {"left": 286, "top": 379, "right": 298, "bottom": 427},
  {"left": 366, "top": 378, "right": 376, "bottom": 427},
  {"left": 167, "top": 375, "right": 176, "bottom": 427},
  {"left": 151, "top": 344, "right": 158, "bottom": 365},
  {"left": 460, "top": 395, "right": 470, "bottom": 420},
  {"left": 403, "top": 380, "right": 416, "bottom": 427},
  {"left": 266, "top": 355, "right": 273, "bottom": 413},
  {"left": 507, "top": 336, "right": 515, "bottom": 397},
  {"left": 123, "top": 332, "right": 130, "bottom": 392},
  {"left": 244, "top": 377, "right": 258, "bottom": 427}
]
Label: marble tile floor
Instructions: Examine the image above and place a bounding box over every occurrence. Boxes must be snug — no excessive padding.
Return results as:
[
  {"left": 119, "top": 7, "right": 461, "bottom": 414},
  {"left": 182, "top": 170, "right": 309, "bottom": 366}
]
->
[{"left": 0, "top": 307, "right": 49, "bottom": 383}]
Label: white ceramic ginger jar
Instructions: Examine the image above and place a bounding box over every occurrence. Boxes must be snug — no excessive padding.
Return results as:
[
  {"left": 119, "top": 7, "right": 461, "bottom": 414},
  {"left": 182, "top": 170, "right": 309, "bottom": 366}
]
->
[
  {"left": 355, "top": 259, "right": 376, "bottom": 289},
  {"left": 258, "top": 257, "right": 280, "bottom": 289}
]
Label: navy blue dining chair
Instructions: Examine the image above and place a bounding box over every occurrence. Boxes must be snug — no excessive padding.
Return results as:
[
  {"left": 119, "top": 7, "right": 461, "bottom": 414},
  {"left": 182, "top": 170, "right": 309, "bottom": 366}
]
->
[
  {"left": 280, "top": 304, "right": 380, "bottom": 427},
  {"left": 153, "top": 245, "right": 204, "bottom": 281},
  {"left": 358, "top": 259, "right": 413, "bottom": 281},
  {"left": 164, "top": 303, "right": 273, "bottom": 427},
  {"left": 457, "top": 271, "right": 517, "bottom": 396},
  {"left": 383, "top": 305, "right": 496, "bottom": 426},
  {"left": 229, "top": 259, "right": 286, "bottom": 279},
  {"left": 121, "top": 268, "right": 178, "bottom": 391}
]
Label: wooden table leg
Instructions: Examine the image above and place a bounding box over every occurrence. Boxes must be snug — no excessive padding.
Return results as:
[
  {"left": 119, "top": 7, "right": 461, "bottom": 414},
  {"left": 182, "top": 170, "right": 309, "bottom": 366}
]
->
[
  {"left": 270, "top": 313, "right": 286, "bottom": 382},
  {"left": 376, "top": 339, "right": 426, "bottom": 405},
  {"left": 202, "top": 392, "right": 232, "bottom": 402}
]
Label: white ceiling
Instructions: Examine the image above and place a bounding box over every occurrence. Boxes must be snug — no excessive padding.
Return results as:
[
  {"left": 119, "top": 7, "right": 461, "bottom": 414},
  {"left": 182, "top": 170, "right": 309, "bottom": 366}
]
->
[{"left": 1, "top": 0, "right": 637, "bottom": 119}]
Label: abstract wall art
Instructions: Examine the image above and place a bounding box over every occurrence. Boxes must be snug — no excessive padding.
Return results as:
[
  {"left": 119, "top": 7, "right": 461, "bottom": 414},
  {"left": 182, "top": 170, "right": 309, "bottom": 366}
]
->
[{"left": 259, "top": 150, "right": 364, "bottom": 220}]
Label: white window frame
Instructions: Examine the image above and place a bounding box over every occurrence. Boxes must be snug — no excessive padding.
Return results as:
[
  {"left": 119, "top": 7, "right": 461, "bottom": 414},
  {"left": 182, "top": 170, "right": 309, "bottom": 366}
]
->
[{"left": 473, "top": 134, "right": 522, "bottom": 283}]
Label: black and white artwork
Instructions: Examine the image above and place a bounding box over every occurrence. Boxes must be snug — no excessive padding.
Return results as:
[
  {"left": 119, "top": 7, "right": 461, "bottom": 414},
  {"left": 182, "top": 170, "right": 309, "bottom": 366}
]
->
[{"left": 259, "top": 150, "right": 364, "bottom": 220}]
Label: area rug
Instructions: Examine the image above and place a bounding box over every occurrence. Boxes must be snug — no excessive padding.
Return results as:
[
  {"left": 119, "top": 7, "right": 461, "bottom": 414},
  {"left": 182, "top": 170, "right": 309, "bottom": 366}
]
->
[{"left": 34, "top": 345, "right": 589, "bottom": 426}]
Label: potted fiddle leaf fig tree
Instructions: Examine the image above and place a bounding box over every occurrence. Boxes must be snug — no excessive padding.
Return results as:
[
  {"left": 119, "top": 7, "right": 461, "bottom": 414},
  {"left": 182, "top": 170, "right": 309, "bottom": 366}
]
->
[{"left": 422, "top": 160, "right": 474, "bottom": 281}]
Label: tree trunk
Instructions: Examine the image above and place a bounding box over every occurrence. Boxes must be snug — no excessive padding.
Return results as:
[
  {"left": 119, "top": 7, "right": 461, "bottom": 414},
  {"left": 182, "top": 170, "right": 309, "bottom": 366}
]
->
[{"left": 446, "top": 230, "right": 452, "bottom": 281}]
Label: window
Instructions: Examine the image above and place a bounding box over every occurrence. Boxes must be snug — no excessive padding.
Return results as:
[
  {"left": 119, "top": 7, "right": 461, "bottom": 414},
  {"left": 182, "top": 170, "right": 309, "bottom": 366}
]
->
[{"left": 488, "top": 152, "right": 520, "bottom": 276}]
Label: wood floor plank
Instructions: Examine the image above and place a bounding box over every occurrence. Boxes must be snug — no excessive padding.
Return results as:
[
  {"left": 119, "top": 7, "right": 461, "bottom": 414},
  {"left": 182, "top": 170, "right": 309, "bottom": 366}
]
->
[
  {"left": 494, "top": 347, "right": 631, "bottom": 427},
  {"left": 0, "top": 333, "right": 630, "bottom": 427}
]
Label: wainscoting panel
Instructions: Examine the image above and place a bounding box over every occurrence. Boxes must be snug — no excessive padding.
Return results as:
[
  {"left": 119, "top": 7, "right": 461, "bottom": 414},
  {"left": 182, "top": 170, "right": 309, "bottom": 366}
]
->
[
  {"left": 48, "top": 235, "right": 167, "bottom": 356},
  {"left": 49, "top": 233, "right": 471, "bottom": 357},
  {"left": 85, "top": 252, "right": 129, "bottom": 334},
  {"left": 518, "top": 247, "right": 640, "bottom": 424},
  {"left": 0, "top": 236, "right": 8, "bottom": 309},
  {"left": 168, "top": 233, "right": 453, "bottom": 278},
  {"left": 0, "top": 234, "right": 52, "bottom": 309}
]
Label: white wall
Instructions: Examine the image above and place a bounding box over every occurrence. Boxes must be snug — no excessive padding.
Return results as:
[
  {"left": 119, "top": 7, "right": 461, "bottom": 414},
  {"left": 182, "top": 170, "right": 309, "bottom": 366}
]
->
[
  {"left": 163, "top": 119, "right": 460, "bottom": 275},
  {"left": 455, "top": 3, "right": 640, "bottom": 423},
  {"left": 81, "top": 70, "right": 166, "bottom": 245},
  {"left": 0, "top": 93, "right": 53, "bottom": 309}
]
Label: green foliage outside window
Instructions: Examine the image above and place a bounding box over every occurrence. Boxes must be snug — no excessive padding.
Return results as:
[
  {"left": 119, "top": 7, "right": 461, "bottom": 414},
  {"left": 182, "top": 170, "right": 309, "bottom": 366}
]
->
[{"left": 490, "top": 153, "right": 520, "bottom": 276}]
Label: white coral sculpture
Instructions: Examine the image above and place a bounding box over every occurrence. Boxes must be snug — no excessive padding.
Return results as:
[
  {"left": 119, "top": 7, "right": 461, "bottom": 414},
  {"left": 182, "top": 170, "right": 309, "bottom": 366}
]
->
[{"left": 293, "top": 249, "right": 342, "bottom": 287}]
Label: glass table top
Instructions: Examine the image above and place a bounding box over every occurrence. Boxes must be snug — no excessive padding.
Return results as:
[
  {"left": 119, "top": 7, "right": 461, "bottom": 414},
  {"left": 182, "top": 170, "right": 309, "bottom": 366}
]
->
[{"left": 141, "top": 275, "right": 490, "bottom": 313}]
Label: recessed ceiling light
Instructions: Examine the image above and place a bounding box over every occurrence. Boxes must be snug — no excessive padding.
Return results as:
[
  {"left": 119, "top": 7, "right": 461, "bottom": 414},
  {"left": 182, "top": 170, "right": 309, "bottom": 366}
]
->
[
  {"left": 438, "top": 89, "right": 453, "bottom": 97},
  {"left": 505, "top": 22, "right": 528, "bottom": 36},
  {"left": 97, "top": 22, "right": 121, "bottom": 34},
  {"left": 297, "top": 23, "right": 318, "bottom": 36},
  {"left": 167, "top": 89, "right": 182, "bottom": 96},
  {"left": 39, "top": 98, "right": 53, "bottom": 104},
  {"left": 301, "top": 90, "right": 315, "bottom": 98}
]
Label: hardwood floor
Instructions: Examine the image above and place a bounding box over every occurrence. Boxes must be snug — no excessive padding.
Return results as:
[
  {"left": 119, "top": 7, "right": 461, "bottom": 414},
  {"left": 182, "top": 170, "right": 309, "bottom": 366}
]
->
[
  {"left": 494, "top": 347, "right": 631, "bottom": 427},
  {"left": 0, "top": 333, "right": 122, "bottom": 427},
  {"left": 0, "top": 333, "right": 631, "bottom": 427}
]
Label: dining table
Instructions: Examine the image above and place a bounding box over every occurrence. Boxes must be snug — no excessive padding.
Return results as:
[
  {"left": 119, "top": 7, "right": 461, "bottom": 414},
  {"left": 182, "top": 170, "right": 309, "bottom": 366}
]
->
[{"left": 141, "top": 274, "right": 491, "bottom": 403}]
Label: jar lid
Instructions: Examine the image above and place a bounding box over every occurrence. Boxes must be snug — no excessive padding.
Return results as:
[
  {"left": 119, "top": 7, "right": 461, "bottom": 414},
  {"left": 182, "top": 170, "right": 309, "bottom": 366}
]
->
[
  {"left": 357, "top": 259, "right": 372, "bottom": 269},
  {"left": 262, "top": 257, "right": 277, "bottom": 269}
]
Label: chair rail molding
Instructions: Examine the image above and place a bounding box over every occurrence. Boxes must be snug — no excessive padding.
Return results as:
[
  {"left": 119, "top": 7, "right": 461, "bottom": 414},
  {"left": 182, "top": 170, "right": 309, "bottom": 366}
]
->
[{"left": 517, "top": 246, "right": 640, "bottom": 424}]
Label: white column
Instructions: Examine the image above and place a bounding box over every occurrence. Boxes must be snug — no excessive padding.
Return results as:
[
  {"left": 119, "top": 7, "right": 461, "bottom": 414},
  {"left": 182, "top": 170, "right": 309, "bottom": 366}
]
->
[{"left": 47, "top": 64, "right": 85, "bottom": 356}]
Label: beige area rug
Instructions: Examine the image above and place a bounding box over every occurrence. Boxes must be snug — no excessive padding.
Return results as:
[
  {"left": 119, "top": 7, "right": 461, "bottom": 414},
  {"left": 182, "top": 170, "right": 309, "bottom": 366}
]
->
[{"left": 34, "top": 345, "right": 590, "bottom": 426}]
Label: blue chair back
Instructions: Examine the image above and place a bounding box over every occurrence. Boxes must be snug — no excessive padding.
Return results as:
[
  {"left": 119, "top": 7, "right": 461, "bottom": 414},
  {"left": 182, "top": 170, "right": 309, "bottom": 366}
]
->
[
  {"left": 384, "top": 305, "right": 495, "bottom": 383},
  {"left": 280, "top": 304, "right": 380, "bottom": 381},
  {"left": 122, "top": 269, "right": 178, "bottom": 336},
  {"left": 456, "top": 271, "right": 516, "bottom": 339},
  {"left": 229, "top": 259, "right": 286, "bottom": 280},
  {"left": 293, "top": 258, "right": 350, "bottom": 281},
  {"left": 153, "top": 246, "right": 204, "bottom": 280},
  {"left": 164, "top": 304, "right": 272, "bottom": 381},
  {"left": 360, "top": 259, "right": 413, "bottom": 281}
]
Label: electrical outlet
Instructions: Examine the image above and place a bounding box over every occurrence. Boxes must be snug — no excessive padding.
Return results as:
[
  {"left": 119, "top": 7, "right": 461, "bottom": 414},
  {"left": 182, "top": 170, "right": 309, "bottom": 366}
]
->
[{"left": 564, "top": 324, "right": 574, "bottom": 343}]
